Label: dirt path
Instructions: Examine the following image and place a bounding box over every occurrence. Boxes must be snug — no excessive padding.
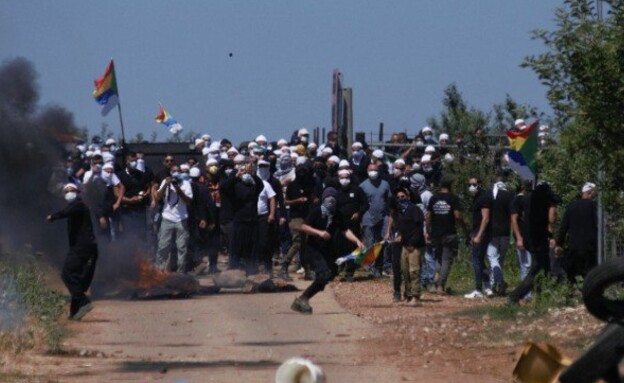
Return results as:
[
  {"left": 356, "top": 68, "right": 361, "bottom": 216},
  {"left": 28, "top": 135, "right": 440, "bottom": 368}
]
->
[{"left": 31, "top": 279, "right": 408, "bottom": 382}]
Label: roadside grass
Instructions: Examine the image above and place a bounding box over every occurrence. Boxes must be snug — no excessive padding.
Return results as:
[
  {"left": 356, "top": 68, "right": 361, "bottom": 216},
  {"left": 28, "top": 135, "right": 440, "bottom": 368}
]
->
[{"left": 0, "top": 255, "right": 67, "bottom": 354}]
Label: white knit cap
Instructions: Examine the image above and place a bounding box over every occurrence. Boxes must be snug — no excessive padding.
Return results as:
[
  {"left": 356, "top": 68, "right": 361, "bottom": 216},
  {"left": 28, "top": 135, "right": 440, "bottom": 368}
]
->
[
  {"left": 425, "top": 145, "right": 436, "bottom": 154},
  {"left": 372, "top": 149, "right": 384, "bottom": 159},
  {"left": 308, "top": 142, "right": 318, "bottom": 150},
  {"left": 189, "top": 167, "right": 201, "bottom": 178},
  {"left": 234, "top": 154, "right": 246, "bottom": 163},
  {"left": 227, "top": 147, "right": 239, "bottom": 154},
  {"left": 256, "top": 134, "right": 267, "bottom": 143},
  {"left": 394, "top": 159, "right": 405, "bottom": 166},
  {"left": 439, "top": 133, "right": 449, "bottom": 141},
  {"left": 105, "top": 138, "right": 116, "bottom": 146},
  {"left": 63, "top": 183, "right": 79, "bottom": 192},
  {"left": 298, "top": 128, "right": 309, "bottom": 136},
  {"left": 421, "top": 154, "right": 432, "bottom": 163},
  {"left": 339, "top": 159, "right": 350, "bottom": 168},
  {"left": 422, "top": 126, "right": 432, "bottom": 133},
  {"left": 321, "top": 147, "right": 332, "bottom": 154},
  {"left": 201, "top": 134, "right": 211, "bottom": 141},
  {"left": 352, "top": 141, "right": 363, "bottom": 149},
  {"left": 328, "top": 155, "right": 340, "bottom": 164},
  {"left": 102, "top": 152, "right": 114, "bottom": 164},
  {"left": 247, "top": 141, "right": 257, "bottom": 149},
  {"left": 277, "top": 139, "right": 288, "bottom": 146},
  {"left": 338, "top": 169, "right": 350, "bottom": 177},
  {"left": 195, "top": 138, "right": 204, "bottom": 146},
  {"left": 209, "top": 142, "right": 221, "bottom": 152},
  {"left": 514, "top": 119, "right": 525, "bottom": 127},
  {"left": 180, "top": 163, "right": 190, "bottom": 171},
  {"left": 205, "top": 158, "right": 218, "bottom": 166},
  {"left": 102, "top": 163, "right": 114, "bottom": 171}
]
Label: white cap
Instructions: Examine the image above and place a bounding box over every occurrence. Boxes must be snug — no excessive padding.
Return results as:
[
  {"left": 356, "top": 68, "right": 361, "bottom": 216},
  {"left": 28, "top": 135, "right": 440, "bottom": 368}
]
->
[
  {"left": 63, "top": 183, "right": 79, "bottom": 192},
  {"left": 277, "top": 139, "right": 288, "bottom": 146},
  {"left": 227, "top": 147, "right": 239, "bottom": 154},
  {"left": 102, "top": 152, "right": 114, "bottom": 164},
  {"left": 258, "top": 159, "right": 270, "bottom": 166},
  {"left": 439, "top": 133, "right": 449, "bottom": 141},
  {"left": 190, "top": 167, "right": 201, "bottom": 178},
  {"left": 308, "top": 142, "right": 318, "bottom": 150},
  {"left": 339, "top": 159, "right": 350, "bottom": 168},
  {"left": 209, "top": 142, "right": 221, "bottom": 152},
  {"left": 290, "top": 152, "right": 299, "bottom": 159},
  {"left": 328, "top": 155, "right": 340, "bottom": 164},
  {"left": 85, "top": 150, "right": 94, "bottom": 158},
  {"left": 514, "top": 119, "right": 526, "bottom": 127},
  {"left": 422, "top": 126, "right": 432, "bottom": 133},
  {"left": 421, "top": 154, "right": 432, "bottom": 163},
  {"left": 444, "top": 153, "right": 454, "bottom": 163},
  {"left": 338, "top": 169, "right": 350, "bottom": 177},
  {"left": 202, "top": 147, "right": 211, "bottom": 156},
  {"left": 321, "top": 147, "right": 332, "bottom": 155},
  {"left": 256, "top": 134, "right": 267, "bottom": 143},
  {"left": 201, "top": 134, "right": 211, "bottom": 141},
  {"left": 296, "top": 156, "right": 307, "bottom": 165},
  {"left": 352, "top": 141, "right": 363, "bottom": 149},
  {"left": 281, "top": 146, "right": 291, "bottom": 154},
  {"left": 394, "top": 159, "right": 406, "bottom": 166},
  {"left": 234, "top": 154, "right": 246, "bottom": 163},
  {"left": 180, "top": 163, "right": 190, "bottom": 171},
  {"left": 247, "top": 141, "right": 257, "bottom": 149},
  {"left": 582, "top": 182, "right": 596, "bottom": 193},
  {"left": 425, "top": 145, "right": 436, "bottom": 154},
  {"left": 76, "top": 144, "right": 86, "bottom": 153},
  {"left": 105, "top": 138, "right": 116, "bottom": 146},
  {"left": 102, "top": 163, "right": 114, "bottom": 171},
  {"left": 273, "top": 149, "right": 282, "bottom": 156},
  {"left": 195, "top": 138, "right": 204, "bottom": 147},
  {"left": 372, "top": 149, "right": 384, "bottom": 159},
  {"left": 298, "top": 128, "right": 309, "bottom": 136}
]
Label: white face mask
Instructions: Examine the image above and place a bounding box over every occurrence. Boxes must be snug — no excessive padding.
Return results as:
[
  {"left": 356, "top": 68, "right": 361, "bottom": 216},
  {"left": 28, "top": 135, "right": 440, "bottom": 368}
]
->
[
  {"left": 339, "top": 178, "right": 350, "bottom": 186},
  {"left": 468, "top": 185, "right": 478, "bottom": 195},
  {"left": 101, "top": 172, "right": 113, "bottom": 184},
  {"left": 412, "top": 163, "right": 421, "bottom": 171},
  {"left": 368, "top": 171, "right": 379, "bottom": 180},
  {"left": 64, "top": 192, "right": 78, "bottom": 202}
]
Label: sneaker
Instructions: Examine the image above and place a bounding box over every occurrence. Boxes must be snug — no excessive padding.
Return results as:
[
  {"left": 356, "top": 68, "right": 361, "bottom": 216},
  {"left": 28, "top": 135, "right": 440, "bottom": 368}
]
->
[
  {"left": 427, "top": 284, "right": 437, "bottom": 294},
  {"left": 291, "top": 297, "right": 313, "bottom": 314},
  {"left": 71, "top": 302, "right": 93, "bottom": 321},
  {"left": 393, "top": 292, "right": 401, "bottom": 303},
  {"left": 484, "top": 288, "right": 494, "bottom": 298},
  {"left": 369, "top": 270, "right": 382, "bottom": 279},
  {"left": 464, "top": 290, "right": 484, "bottom": 299}
]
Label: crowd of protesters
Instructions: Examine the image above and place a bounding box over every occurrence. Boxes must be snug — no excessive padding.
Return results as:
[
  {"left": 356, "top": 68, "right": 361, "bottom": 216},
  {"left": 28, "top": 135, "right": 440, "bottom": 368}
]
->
[{"left": 52, "top": 120, "right": 598, "bottom": 314}]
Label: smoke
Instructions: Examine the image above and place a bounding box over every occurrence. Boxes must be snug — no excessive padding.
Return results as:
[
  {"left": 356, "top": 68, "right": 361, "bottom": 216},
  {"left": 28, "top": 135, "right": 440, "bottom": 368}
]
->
[{"left": 0, "top": 57, "right": 76, "bottom": 262}]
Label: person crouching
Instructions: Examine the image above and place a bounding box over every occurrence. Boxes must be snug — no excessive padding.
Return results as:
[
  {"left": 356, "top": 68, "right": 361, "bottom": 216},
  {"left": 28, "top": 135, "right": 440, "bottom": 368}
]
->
[{"left": 291, "top": 187, "right": 364, "bottom": 314}]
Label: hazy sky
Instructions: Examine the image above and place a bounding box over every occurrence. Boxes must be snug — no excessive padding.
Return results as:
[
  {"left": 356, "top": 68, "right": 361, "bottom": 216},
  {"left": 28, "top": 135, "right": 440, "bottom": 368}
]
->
[{"left": 1, "top": 1, "right": 561, "bottom": 144}]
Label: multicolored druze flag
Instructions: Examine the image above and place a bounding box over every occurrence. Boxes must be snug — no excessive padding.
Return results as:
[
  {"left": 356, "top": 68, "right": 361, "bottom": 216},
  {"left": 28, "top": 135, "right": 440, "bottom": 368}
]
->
[
  {"left": 155, "top": 103, "right": 183, "bottom": 135},
  {"left": 92, "top": 60, "right": 119, "bottom": 116},
  {"left": 335, "top": 241, "right": 385, "bottom": 267},
  {"left": 507, "top": 121, "right": 539, "bottom": 181}
]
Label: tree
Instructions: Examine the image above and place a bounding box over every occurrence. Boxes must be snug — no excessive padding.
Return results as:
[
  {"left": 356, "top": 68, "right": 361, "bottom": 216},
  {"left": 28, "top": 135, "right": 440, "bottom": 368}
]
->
[{"left": 523, "top": 0, "right": 624, "bottom": 234}]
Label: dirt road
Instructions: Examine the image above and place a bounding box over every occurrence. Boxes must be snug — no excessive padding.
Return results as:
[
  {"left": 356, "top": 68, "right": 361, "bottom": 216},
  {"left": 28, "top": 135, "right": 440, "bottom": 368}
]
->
[{"left": 34, "top": 280, "right": 405, "bottom": 382}]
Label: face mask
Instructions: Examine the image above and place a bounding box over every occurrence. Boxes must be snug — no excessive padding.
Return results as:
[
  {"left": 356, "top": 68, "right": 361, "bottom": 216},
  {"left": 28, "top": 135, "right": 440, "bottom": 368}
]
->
[
  {"left": 394, "top": 169, "right": 403, "bottom": 177},
  {"left": 109, "top": 145, "right": 117, "bottom": 153},
  {"left": 322, "top": 197, "right": 337, "bottom": 214},
  {"left": 101, "top": 172, "right": 113, "bottom": 184},
  {"left": 93, "top": 164, "right": 103, "bottom": 173},
  {"left": 241, "top": 173, "right": 253, "bottom": 184},
  {"left": 368, "top": 171, "right": 379, "bottom": 180},
  {"left": 180, "top": 173, "right": 191, "bottom": 181},
  {"left": 220, "top": 152, "right": 228, "bottom": 159},
  {"left": 257, "top": 167, "right": 270, "bottom": 181},
  {"left": 416, "top": 141, "right": 425, "bottom": 148},
  {"left": 412, "top": 163, "right": 421, "bottom": 171},
  {"left": 66, "top": 167, "right": 74, "bottom": 177},
  {"left": 423, "top": 166, "right": 433, "bottom": 173},
  {"left": 339, "top": 178, "right": 350, "bottom": 187},
  {"left": 468, "top": 185, "right": 478, "bottom": 195},
  {"left": 171, "top": 171, "right": 181, "bottom": 179},
  {"left": 64, "top": 192, "right": 77, "bottom": 202},
  {"left": 352, "top": 150, "right": 364, "bottom": 162},
  {"left": 300, "top": 136, "right": 308, "bottom": 143},
  {"left": 129, "top": 160, "right": 137, "bottom": 169},
  {"left": 424, "top": 134, "right": 432, "bottom": 140},
  {"left": 398, "top": 199, "right": 409, "bottom": 211},
  {"left": 137, "top": 159, "right": 146, "bottom": 172}
]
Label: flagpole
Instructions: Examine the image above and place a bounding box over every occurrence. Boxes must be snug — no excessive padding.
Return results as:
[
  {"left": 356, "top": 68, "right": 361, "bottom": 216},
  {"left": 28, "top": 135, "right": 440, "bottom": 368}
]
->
[{"left": 117, "top": 101, "right": 127, "bottom": 144}]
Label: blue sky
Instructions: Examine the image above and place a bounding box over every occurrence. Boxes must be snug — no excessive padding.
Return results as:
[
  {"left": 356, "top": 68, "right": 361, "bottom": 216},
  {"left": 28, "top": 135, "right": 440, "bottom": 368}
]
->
[{"left": 1, "top": 1, "right": 560, "bottom": 144}]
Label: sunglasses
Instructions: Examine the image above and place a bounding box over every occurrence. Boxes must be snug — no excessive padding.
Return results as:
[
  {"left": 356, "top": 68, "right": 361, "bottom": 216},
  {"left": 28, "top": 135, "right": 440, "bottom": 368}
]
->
[{"left": 468, "top": 183, "right": 478, "bottom": 186}]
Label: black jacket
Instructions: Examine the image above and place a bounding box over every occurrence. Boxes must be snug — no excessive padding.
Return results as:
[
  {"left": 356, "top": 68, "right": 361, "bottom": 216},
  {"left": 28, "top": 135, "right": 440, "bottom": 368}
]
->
[{"left": 49, "top": 199, "right": 97, "bottom": 250}]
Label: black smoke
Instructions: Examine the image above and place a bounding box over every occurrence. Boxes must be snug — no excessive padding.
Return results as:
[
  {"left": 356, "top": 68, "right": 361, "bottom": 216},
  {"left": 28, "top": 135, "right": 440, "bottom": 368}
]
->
[{"left": 0, "top": 57, "right": 79, "bottom": 261}]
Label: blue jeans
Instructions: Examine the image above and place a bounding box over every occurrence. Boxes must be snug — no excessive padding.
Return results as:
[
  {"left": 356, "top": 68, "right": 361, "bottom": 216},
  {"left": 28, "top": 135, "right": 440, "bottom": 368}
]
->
[
  {"left": 471, "top": 235, "right": 491, "bottom": 292},
  {"left": 516, "top": 248, "right": 532, "bottom": 281},
  {"left": 420, "top": 245, "right": 437, "bottom": 286},
  {"left": 487, "top": 236, "right": 509, "bottom": 286}
]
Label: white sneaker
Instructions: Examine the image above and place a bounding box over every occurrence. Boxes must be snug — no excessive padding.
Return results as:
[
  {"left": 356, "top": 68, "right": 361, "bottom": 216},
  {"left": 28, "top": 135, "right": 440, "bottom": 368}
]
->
[
  {"left": 464, "top": 290, "right": 484, "bottom": 299},
  {"left": 484, "top": 288, "right": 494, "bottom": 297}
]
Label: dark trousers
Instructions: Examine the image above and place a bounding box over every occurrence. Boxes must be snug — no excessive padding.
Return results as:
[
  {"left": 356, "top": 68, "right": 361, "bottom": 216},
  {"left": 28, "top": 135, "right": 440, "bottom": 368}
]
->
[
  {"left": 391, "top": 242, "right": 402, "bottom": 293},
  {"left": 471, "top": 234, "right": 491, "bottom": 292},
  {"left": 301, "top": 247, "right": 338, "bottom": 300},
  {"left": 255, "top": 215, "right": 276, "bottom": 271},
  {"left": 432, "top": 234, "right": 458, "bottom": 288},
  {"left": 229, "top": 221, "right": 258, "bottom": 274},
  {"left": 563, "top": 248, "right": 597, "bottom": 283},
  {"left": 343, "top": 220, "right": 362, "bottom": 277},
  {"left": 62, "top": 246, "right": 98, "bottom": 316},
  {"left": 508, "top": 239, "right": 550, "bottom": 302}
]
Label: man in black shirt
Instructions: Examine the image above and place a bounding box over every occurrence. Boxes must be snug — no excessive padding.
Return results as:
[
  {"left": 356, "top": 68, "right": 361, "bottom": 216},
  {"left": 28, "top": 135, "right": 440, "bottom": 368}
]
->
[
  {"left": 426, "top": 177, "right": 468, "bottom": 294},
  {"left": 281, "top": 164, "right": 314, "bottom": 280},
  {"left": 291, "top": 188, "right": 364, "bottom": 314},
  {"left": 508, "top": 181, "right": 559, "bottom": 304},
  {"left": 47, "top": 183, "right": 98, "bottom": 320},
  {"left": 464, "top": 177, "right": 492, "bottom": 299},
  {"left": 487, "top": 181, "right": 514, "bottom": 295},
  {"left": 556, "top": 182, "right": 598, "bottom": 281},
  {"left": 117, "top": 152, "right": 150, "bottom": 242},
  {"left": 220, "top": 161, "right": 263, "bottom": 274},
  {"left": 188, "top": 168, "right": 217, "bottom": 274},
  {"left": 510, "top": 181, "right": 533, "bottom": 284}
]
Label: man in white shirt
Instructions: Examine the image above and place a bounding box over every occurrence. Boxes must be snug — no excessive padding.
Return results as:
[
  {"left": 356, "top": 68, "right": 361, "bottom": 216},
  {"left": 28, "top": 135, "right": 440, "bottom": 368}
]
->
[
  {"left": 255, "top": 160, "right": 277, "bottom": 275},
  {"left": 155, "top": 164, "right": 194, "bottom": 272}
]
